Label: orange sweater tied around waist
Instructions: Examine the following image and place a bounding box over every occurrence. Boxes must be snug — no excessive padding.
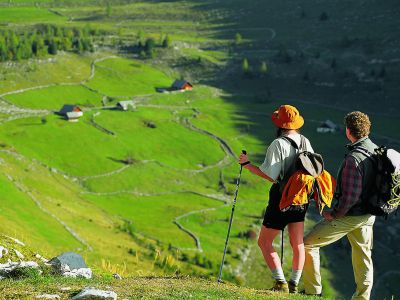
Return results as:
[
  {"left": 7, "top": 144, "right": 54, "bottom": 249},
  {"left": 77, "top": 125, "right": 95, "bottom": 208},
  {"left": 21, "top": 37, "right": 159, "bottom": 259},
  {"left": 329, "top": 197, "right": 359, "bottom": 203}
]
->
[{"left": 279, "top": 170, "right": 336, "bottom": 213}]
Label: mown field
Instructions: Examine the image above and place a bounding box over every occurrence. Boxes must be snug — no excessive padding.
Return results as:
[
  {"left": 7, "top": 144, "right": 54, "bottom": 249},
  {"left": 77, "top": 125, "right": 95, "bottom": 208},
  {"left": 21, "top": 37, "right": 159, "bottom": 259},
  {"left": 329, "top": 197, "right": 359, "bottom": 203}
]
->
[{"left": 0, "top": 0, "right": 399, "bottom": 299}]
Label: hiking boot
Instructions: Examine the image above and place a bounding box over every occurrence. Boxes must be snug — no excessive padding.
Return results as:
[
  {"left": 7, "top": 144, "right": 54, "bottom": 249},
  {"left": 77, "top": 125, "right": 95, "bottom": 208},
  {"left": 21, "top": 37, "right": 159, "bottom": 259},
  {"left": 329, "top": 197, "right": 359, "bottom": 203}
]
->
[
  {"left": 269, "top": 280, "right": 289, "bottom": 293},
  {"left": 288, "top": 281, "right": 298, "bottom": 294}
]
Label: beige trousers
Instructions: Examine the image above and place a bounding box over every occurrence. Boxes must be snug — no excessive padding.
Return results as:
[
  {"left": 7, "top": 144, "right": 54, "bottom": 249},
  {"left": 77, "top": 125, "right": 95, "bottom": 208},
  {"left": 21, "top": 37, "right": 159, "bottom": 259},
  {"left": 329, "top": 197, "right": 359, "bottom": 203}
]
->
[{"left": 303, "top": 214, "right": 375, "bottom": 300}]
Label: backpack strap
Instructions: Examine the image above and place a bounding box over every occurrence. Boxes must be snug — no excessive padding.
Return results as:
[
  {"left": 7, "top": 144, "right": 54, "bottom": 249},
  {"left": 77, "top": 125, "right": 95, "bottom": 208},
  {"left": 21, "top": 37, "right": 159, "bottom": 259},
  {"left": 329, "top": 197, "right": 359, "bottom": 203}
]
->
[
  {"left": 351, "top": 146, "right": 374, "bottom": 158},
  {"left": 280, "top": 135, "right": 308, "bottom": 151},
  {"left": 300, "top": 135, "right": 307, "bottom": 152},
  {"left": 280, "top": 136, "right": 299, "bottom": 150},
  {"left": 277, "top": 135, "right": 308, "bottom": 193}
]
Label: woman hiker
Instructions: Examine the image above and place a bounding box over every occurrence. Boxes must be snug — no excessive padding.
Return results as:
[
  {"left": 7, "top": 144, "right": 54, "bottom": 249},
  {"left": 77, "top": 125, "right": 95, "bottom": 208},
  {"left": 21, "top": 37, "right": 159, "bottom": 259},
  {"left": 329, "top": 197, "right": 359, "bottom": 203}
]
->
[{"left": 238, "top": 105, "right": 314, "bottom": 293}]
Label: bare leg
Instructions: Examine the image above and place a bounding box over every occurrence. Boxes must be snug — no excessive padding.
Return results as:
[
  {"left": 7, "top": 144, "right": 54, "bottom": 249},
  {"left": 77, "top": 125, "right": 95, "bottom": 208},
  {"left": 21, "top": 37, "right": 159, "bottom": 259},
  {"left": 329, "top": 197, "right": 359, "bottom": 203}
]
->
[
  {"left": 258, "top": 225, "right": 282, "bottom": 270},
  {"left": 288, "top": 221, "right": 305, "bottom": 271}
]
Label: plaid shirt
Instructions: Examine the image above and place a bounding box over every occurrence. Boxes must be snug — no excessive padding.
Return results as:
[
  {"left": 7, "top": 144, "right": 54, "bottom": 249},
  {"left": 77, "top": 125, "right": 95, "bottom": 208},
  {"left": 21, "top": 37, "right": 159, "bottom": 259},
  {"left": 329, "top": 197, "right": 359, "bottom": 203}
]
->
[{"left": 332, "top": 155, "right": 363, "bottom": 218}]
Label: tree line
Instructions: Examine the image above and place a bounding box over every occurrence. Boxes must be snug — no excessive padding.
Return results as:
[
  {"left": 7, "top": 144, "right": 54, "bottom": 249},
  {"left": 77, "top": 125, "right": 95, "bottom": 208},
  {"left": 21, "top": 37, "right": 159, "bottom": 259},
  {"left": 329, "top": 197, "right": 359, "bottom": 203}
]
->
[
  {"left": 0, "top": 24, "right": 98, "bottom": 62},
  {"left": 130, "top": 31, "right": 172, "bottom": 59}
]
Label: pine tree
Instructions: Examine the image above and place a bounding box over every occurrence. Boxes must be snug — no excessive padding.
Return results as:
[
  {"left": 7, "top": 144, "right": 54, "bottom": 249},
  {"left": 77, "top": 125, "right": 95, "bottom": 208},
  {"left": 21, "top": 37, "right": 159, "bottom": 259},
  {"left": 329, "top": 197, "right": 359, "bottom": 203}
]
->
[
  {"left": 75, "top": 38, "right": 83, "bottom": 53},
  {"left": 65, "top": 29, "right": 74, "bottom": 40},
  {"left": 137, "top": 30, "right": 144, "bottom": 48},
  {"left": 75, "top": 28, "right": 82, "bottom": 38},
  {"left": 242, "top": 58, "right": 249, "bottom": 74},
  {"left": 0, "top": 37, "right": 7, "bottom": 61},
  {"left": 48, "top": 39, "right": 58, "bottom": 55},
  {"left": 21, "top": 39, "right": 33, "bottom": 59},
  {"left": 8, "top": 31, "right": 19, "bottom": 50},
  {"left": 15, "top": 46, "right": 23, "bottom": 61},
  {"left": 106, "top": 2, "right": 112, "bottom": 17},
  {"left": 61, "top": 37, "right": 72, "bottom": 51},
  {"left": 162, "top": 35, "right": 171, "bottom": 48},
  {"left": 35, "top": 37, "right": 47, "bottom": 57},
  {"left": 54, "top": 25, "right": 62, "bottom": 38},
  {"left": 260, "top": 61, "right": 268, "bottom": 74},
  {"left": 7, "top": 31, "right": 18, "bottom": 59},
  {"left": 82, "top": 38, "right": 89, "bottom": 51},
  {"left": 234, "top": 33, "right": 242, "bottom": 45},
  {"left": 145, "top": 38, "right": 156, "bottom": 54}
]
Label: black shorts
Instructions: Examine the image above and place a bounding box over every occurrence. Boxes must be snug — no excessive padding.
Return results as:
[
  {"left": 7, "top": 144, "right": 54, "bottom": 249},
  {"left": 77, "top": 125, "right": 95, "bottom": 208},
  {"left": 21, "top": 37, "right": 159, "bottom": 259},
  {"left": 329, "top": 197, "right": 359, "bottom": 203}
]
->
[{"left": 262, "top": 183, "right": 308, "bottom": 231}]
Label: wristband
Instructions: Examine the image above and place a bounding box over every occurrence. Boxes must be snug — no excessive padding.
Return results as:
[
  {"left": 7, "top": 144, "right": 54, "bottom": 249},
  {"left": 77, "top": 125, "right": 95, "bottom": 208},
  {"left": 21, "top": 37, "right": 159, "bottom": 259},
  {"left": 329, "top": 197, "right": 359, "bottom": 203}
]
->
[{"left": 241, "top": 161, "right": 251, "bottom": 166}]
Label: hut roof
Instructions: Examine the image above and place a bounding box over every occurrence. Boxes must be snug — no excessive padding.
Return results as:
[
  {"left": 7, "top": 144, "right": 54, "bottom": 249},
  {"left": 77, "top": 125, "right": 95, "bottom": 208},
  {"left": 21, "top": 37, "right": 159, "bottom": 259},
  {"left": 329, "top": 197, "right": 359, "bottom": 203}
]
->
[
  {"left": 59, "top": 105, "right": 81, "bottom": 115},
  {"left": 171, "top": 80, "right": 192, "bottom": 89}
]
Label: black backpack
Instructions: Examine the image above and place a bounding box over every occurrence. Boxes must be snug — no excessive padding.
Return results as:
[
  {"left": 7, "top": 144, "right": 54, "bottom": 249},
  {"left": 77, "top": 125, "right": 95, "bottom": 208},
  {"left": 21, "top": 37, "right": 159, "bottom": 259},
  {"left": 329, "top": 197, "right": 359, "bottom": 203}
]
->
[{"left": 353, "top": 146, "right": 400, "bottom": 216}]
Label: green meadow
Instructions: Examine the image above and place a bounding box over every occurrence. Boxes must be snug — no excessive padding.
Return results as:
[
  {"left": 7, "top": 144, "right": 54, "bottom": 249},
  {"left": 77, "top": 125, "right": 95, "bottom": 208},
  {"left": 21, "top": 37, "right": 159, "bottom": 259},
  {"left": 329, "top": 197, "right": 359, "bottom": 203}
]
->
[
  {"left": 84, "top": 58, "right": 172, "bottom": 97},
  {"left": 5, "top": 85, "right": 102, "bottom": 109},
  {"left": 0, "top": 7, "right": 66, "bottom": 23},
  {"left": 0, "top": 0, "right": 399, "bottom": 299}
]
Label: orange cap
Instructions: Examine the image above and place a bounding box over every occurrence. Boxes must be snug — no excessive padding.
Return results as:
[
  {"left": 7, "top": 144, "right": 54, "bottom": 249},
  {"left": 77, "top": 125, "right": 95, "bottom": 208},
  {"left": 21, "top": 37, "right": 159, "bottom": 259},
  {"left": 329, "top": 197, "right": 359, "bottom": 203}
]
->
[{"left": 271, "top": 105, "right": 304, "bottom": 129}]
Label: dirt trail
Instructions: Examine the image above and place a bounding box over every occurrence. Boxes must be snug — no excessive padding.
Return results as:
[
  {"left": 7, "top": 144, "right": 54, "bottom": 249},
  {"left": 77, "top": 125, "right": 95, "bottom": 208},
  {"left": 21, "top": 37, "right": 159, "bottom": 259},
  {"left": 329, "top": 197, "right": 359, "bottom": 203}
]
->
[
  {"left": 82, "top": 189, "right": 230, "bottom": 252},
  {"left": 1, "top": 153, "right": 92, "bottom": 251},
  {"left": 0, "top": 56, "right": 117, "bottom": 99},
  {"left": 0, "top": 54, "right": 241, "bottom": 251},
  {"left": 0, "top": 55, "right": 119, "bottom": 124}
]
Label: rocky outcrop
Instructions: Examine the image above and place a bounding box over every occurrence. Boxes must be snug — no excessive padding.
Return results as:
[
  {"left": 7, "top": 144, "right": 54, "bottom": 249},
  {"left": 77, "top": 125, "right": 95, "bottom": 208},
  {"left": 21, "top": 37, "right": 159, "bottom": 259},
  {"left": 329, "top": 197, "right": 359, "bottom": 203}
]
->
[
  {"left": 48, "top": 252, "right": 92, "bottom": 279},
  {"left": 71, "top": 287, "right": 117, "bottom": 300},
  {"left": 0, "top": 235, "right": 44, "bottom": 279}
]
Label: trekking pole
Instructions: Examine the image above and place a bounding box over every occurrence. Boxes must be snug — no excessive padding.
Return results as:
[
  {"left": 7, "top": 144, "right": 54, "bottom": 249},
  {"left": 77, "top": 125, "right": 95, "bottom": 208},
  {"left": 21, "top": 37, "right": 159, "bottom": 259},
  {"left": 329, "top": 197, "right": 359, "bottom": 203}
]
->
[
  {"left": 217, "top": 150, "right": 247, "bottom": 283},
  {"left": 281, "top": 229, "right": 284, "bottom": 266}
]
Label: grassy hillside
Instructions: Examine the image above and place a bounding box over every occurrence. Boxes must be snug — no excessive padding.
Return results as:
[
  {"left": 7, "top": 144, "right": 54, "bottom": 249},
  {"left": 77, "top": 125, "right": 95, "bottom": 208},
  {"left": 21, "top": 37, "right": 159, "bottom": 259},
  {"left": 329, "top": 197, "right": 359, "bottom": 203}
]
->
[
  {"left": 1, "top": 275, "right": 318, "bottom": 300},
  {"left": 0, "top": 235, "right": 318, "bottom": 299},
  {"left": 0, "top": 0, "right": 399, "bottom": 299}
]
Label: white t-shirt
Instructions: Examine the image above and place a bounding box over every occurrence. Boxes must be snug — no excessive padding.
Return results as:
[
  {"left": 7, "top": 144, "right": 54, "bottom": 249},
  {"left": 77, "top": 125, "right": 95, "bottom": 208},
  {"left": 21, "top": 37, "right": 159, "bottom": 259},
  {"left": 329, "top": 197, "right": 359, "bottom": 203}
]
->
[{"left": 259, "top": 133, "right": 314, "bottom": 181}]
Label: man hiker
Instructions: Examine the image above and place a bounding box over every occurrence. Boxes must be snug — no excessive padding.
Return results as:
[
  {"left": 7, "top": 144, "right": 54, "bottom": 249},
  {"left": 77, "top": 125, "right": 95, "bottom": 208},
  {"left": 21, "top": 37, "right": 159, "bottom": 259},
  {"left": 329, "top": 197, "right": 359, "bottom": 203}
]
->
[
  {"left": 303, "top": 111, "right": 376, "bottom": 299},
  {"left": 239, "top": 105, "right": 314, "bottom": 293}
]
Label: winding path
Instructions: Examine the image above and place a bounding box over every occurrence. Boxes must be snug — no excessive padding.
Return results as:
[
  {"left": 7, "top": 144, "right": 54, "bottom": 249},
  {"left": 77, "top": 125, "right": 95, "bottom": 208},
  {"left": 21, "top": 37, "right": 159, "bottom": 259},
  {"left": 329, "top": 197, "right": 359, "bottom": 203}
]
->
[
  {"left": 0, "top": 56, "right": 117, "bottom": 100},
  {"left": 82, "top": 189, "right": 231, "bottom": 252},
  {"left": 182, "top": 117, "right": 236, "bottom": 158},
  {"left": 0, "top": 54, "right": 242, "bottom": 252},
  {"left": 1, "top": 156, "right": 92, "bottom": 251}
]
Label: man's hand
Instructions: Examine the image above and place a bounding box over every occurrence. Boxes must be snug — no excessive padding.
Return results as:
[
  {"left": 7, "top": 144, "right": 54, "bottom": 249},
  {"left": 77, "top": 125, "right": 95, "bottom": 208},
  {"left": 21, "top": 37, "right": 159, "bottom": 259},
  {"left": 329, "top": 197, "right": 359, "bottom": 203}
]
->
[
  {"left": 322, "top": 211, "right": 334, "bottom": 221},
  {"left": 239, "top": 153, "right": 250, "bottom": 165}
]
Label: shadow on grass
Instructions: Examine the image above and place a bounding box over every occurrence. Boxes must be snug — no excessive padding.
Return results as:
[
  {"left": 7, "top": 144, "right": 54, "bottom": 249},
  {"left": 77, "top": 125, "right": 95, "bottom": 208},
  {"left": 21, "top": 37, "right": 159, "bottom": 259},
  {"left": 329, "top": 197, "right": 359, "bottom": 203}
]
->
[{"left": 143, "top": 0, "right": 400, "bottom": 298}]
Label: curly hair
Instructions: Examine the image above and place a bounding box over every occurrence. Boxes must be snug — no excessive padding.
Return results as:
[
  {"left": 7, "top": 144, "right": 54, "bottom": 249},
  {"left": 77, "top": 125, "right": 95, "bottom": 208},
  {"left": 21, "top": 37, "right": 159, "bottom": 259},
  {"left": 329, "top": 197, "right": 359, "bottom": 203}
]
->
[{"left": 344, "top": 111, "right": 371, "bottom": 139}]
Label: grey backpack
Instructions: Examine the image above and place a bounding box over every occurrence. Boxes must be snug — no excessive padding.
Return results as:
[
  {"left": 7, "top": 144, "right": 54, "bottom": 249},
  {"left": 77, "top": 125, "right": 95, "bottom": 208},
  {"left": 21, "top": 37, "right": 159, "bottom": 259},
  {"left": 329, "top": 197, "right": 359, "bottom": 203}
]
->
[{"left": 279, "top": 135, "right": 324, "bottom": 193}]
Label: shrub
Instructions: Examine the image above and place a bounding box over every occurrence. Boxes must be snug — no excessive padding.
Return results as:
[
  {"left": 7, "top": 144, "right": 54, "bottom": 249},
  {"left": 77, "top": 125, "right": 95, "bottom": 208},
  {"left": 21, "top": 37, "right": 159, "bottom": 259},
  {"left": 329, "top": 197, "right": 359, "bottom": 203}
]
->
[
  {"left": 162, "top": 35, "right": 171, "bottom": 48},
  {"left": 259, "top": 61, "right": 268, "bottom": 75},
  {"left": 237, "top": 229, "right": 257, "bottom": 240},
  {"left": 242, "top": 58, "right": 249, "bottom": 74},
  {"left": 234, "top": 33, "right": 242, "bottom": 45},
  {"left": 124, "top": 155, "right": 137, "bottom": 165},
  {"left": 144, "top": 120, "right": 156, "bottom": 128},
  {"left": 6, "top": 267, "right": 41, "bottom": 280}
]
